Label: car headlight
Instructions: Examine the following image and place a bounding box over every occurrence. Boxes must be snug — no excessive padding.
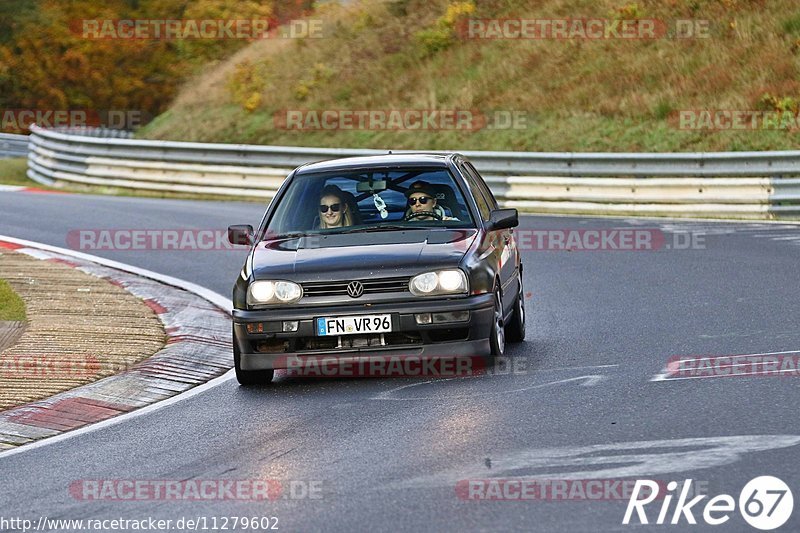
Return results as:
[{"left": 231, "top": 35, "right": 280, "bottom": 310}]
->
[
  {"left": 247, "top": 280, "right": 302, "bottom": 306},
  {"left": 409, "top": 270, "right": 468, "bottom": 296}
]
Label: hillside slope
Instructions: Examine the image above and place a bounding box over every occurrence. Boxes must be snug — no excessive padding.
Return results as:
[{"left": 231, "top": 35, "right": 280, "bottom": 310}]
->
[
  {"left": 139, "top": 0, "right": 800, "bottom": 152},
  {"left": 0, "top": 0, "right": 302, "bottom": 132}
]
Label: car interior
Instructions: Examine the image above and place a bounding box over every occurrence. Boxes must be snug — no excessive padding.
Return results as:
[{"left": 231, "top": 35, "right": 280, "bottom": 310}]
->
[{"left": 295, "top": 169, "right": 472, "bottom": 232}]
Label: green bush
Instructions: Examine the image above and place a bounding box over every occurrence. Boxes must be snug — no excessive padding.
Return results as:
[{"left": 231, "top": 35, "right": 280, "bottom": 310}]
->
[
  {"left": 758, "top": 93, "right": 800, "bottom": 113},
  {"left": 413, "top": 1, "right": 475, "bottom": 57},
  {"left": 227, "top": 60, "right": 270, "bottom": 112},
  {"left": 654, "top": 101, "right": 674, "bottom": 120},
  {"left": 782, "top": 13, "right": 800, "bottom": 36}
]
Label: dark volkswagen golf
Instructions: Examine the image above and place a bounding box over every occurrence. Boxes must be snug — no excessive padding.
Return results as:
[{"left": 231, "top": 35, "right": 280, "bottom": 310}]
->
[{"left": 228, "top": 153, "right": 525, "bottom": 384}]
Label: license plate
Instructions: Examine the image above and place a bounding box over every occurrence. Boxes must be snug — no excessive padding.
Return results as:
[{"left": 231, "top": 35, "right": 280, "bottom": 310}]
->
[{"left": 316, "top": 314, "right": 392, "bottom": 336}]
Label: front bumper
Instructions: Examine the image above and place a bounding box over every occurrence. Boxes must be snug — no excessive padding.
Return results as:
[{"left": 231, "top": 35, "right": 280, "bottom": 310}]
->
[{"left": 233, "top": 293, "right": 495, "bottom": 370}]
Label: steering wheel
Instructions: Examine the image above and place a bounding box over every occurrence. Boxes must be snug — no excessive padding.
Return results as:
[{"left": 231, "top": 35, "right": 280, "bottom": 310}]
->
[{"left": 404, "top": 210, "right": 443, "bottom": 221}]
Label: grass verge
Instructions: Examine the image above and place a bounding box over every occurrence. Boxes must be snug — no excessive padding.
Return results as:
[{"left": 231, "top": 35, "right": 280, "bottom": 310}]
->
[
  {"left": 0, "top": 158, "right": 35, "bottom": 187},
  {"left": 0, "top": 279, "right": 26, "bottom": 321}
]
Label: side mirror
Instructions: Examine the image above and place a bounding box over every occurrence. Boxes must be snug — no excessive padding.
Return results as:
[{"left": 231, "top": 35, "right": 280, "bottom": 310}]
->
[
  {"left": 486, "top": 209, "right": 519, "bottom": 231},
  {"left": 228, "top": 224, "right": 254, "bottom": 246}
]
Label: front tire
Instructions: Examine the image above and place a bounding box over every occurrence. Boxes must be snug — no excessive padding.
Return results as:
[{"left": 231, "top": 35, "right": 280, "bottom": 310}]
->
[
  {"left": 489, "top": 291, "right": 506, "bottom": 356},
  {"left": 506, "top": 274, "right": 526, "bottom": 343},
  {"left": 233, "top": 327, "right": 275, "bottom": 385}
]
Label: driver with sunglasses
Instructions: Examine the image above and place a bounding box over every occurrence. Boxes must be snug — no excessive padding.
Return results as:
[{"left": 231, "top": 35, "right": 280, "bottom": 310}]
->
[
  {"left": 318, "top": 184, "right": 354, "bottom": 228},
  {"left": 404, "top": 181, "right": 457, "bottom": 221}
]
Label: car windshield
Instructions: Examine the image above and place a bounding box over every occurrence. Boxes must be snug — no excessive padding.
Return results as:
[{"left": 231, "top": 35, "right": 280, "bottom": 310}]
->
[{"left": 263, "top": 167, "right": 475, "bottom": 239}]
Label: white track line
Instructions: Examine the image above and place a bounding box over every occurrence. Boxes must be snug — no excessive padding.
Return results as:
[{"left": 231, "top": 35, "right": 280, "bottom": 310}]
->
[
  {"left": 671, "top": 349, "right": 800, "bottom": 363},
  {"left": 366, "top": 364, "right": 618, "bottom": 401},
  {"left": 372, "top": 375, "right": 605, "bottom": 401},
  {"left": 0, "top": 369, "right": 235, "bottom": 459},
  {"left": 651, "top": 368, "right": 799, "bottom": 382},
  {"left": 651, "top": 349, "right": 800, "bottom": 382},
  {"left": 0, "top": 234, "right": 235, "bottom": 460},
  {"left": 536, "top": 364, "right": 619, "bottom": 372}
]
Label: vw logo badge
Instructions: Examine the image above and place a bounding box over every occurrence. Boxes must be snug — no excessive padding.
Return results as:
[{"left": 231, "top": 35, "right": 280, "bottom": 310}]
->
[{"left": 347, "top": 281, "right": 364, "bottom": 298}]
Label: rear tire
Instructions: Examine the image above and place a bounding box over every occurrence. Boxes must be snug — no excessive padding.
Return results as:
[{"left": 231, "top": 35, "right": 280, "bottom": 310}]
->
[
  {"left": 233, "top": 328, "right": 275, "bottom": 385},
  {"left": 489, "top": 291, "right": 506, "bottom": 356},
  {"left": 506, "top": 274, "right": 526, "bottom": 343}
]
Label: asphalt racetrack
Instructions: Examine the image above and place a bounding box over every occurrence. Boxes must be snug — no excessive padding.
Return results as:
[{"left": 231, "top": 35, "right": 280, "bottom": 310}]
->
[{"left": 1, "top": 191, "right": 799, "bottom": 532}]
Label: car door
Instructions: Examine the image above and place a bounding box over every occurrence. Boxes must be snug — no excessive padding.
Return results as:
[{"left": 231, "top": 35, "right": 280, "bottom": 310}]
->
[{"left": 464, "top": 162, "right": 520, "bottom": 314}]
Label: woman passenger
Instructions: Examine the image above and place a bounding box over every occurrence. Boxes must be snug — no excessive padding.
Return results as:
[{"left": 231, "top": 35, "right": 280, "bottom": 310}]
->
[{"left": 318, "top": 184, "right": 354, "bottom": 228}]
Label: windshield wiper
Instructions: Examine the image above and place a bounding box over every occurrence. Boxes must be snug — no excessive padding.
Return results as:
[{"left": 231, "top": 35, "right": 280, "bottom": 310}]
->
[
  {"left": 327, "top": 224, "right": 421, "bottom": 234},
  {"left": 262, "top": 231, "right": 311, "bottom": 241}
]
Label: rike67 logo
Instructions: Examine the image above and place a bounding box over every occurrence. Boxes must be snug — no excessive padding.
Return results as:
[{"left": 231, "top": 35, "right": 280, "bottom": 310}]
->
[{"left": 623, "top": 476, "right": 793, "bottom": 530}]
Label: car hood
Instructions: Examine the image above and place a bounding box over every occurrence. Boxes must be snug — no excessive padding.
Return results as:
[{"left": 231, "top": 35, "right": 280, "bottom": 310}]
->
[{"left": 250, "top": 228, "right": 477, "bottom": 282}]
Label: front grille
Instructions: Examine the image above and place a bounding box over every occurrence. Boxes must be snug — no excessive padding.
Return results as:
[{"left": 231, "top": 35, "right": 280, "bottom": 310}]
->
[
  {"left": 302, "top": 277, "right": 410, "bottom": 297},
  {"left": 296, "top": 332, "right": 421, "bottom": 351},
  {"left": 426, "top": 327, "right": 470, "bottom": 343},
  {"left": 247, "top": 328, "right": 460, "bottom": 355},
  {"left": 254, "top": 339, "right": 290, "bottom": 353}
]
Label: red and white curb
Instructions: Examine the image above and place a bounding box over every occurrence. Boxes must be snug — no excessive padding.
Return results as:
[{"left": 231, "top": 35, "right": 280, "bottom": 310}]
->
[
  {"left": 0, "top": 236, "right": 233, "bottom": 454},
  {"left": 0, "top": 185, "right": 67, "bottom": 194}
]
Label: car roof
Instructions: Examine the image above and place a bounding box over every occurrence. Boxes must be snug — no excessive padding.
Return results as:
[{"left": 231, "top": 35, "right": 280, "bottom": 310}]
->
[{"left": 294, "top": 153, "right": 461, "bottom": 174}]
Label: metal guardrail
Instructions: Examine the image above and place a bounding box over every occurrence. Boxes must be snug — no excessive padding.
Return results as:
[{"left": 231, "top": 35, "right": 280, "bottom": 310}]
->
[
  {"left": 0, "top": 133, "right": 29, "bottom": 159},
  {"left": 27, "top": 124, "right": 800, "bottom": 219},
  {"left": 47, "top": 127, "right": 134, "bottom": 139},
  {"left": 2, "top": 129, "right": 132, "bottom": 159}
]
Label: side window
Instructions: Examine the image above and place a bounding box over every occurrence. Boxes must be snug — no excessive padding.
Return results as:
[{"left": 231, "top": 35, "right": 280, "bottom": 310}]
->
[
  {"left": 466, "top": 163, "right": 498, "bottom": 209},
  {"left": 460, "top": 164, "right": 492, "bottom": 221}
]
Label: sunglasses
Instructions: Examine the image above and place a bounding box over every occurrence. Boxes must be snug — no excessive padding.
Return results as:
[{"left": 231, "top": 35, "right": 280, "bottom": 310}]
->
[
  {"left": 319, "top": 203, "right": 342, "bottom": 213},
  {"left": 407, "top": 196, "right": 432, "bottom": 206}
]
